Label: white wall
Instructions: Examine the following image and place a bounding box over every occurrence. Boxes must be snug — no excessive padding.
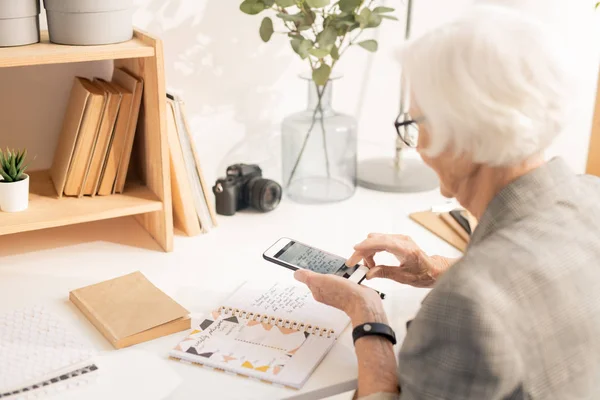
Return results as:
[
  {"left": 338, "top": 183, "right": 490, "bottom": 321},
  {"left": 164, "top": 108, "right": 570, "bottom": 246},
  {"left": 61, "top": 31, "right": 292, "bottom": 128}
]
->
[{"left": 26, "top": 0, "right": 600, "bottom": 188}]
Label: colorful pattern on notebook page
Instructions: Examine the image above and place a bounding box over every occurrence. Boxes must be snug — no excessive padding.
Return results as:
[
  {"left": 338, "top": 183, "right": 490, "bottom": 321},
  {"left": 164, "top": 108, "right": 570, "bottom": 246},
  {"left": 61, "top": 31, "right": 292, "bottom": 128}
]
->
[{"left": 173, "top": 314, "right": 314, "bottom": 378}]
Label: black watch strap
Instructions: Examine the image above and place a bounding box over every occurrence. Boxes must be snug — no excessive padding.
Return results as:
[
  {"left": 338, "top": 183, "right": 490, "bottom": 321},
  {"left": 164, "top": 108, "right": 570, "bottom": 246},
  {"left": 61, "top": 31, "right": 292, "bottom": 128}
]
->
[{"left": 352, "top": 322, "right": 397, "bottom": 345}]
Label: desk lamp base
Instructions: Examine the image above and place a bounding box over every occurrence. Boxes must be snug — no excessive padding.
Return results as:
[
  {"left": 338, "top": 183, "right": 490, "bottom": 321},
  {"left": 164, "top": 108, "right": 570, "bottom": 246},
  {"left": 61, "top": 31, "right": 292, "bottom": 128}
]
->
[{"left": 357, "top": 157, "right": 439, "bottom": 193}]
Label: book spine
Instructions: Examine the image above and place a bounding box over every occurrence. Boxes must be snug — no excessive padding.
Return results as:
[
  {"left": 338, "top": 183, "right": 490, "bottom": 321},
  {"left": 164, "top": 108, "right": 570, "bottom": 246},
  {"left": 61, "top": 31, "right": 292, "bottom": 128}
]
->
[{"left": 216, "top": 306, "right": 336, "bottom": 339}]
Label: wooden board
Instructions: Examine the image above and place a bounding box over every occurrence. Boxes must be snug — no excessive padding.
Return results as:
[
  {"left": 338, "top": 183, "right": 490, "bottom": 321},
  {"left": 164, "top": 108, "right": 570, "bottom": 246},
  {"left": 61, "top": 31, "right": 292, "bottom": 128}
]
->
[
  {"left": 0, "top": 170, "right": 162, "bottom": 236},
  {"left": 0, "top": 31, "right": 154, "bottom": 68},
  {"left": 586, "top": 67, "right": 600, "bottom": 177},
  {"left": 115, "top": 29, "right": 173, "bottom": 252}
]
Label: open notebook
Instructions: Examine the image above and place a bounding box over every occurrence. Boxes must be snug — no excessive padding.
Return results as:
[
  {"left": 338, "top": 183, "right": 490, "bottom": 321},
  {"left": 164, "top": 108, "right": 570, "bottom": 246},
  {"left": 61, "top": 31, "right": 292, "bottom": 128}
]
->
[
  {"left": 0, "top": 306, "right": 99, "bottom": 398},
  {"left": 169, "top": 280, "right": 350, "bottom": 389}
]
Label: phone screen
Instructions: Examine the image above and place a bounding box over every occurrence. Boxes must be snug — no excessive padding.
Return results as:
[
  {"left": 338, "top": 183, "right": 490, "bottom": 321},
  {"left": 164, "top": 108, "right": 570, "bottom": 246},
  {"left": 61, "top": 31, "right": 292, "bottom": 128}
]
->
[{"left": 274, "top": 241, "right": 359, "bottom": 277}]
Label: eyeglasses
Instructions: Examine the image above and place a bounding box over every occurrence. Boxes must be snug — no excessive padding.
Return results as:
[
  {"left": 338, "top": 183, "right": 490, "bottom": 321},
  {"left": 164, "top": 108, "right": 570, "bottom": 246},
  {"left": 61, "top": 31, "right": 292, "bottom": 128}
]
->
[{"left": 394, "top": 114, "right": 424, "bottom": 148}]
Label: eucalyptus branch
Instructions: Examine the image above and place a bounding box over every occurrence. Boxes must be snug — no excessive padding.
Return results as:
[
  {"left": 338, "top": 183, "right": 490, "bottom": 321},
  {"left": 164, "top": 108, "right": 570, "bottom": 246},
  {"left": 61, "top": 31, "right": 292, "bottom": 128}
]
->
[{"left": 240, "top": 0, "right": 398, "bottom": 186}]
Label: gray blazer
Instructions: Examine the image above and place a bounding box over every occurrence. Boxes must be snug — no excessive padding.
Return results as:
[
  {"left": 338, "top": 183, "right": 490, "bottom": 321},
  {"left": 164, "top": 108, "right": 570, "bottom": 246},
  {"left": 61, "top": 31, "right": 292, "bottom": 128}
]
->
[{"left": 363, "top": 158, "right": 600, "bottom": 399}]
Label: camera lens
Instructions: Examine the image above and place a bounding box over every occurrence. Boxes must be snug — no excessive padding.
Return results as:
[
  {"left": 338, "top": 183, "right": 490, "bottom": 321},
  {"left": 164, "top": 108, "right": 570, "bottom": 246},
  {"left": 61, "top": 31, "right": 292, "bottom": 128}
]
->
[{"left": 245, "top": 178, "right": 282, "bottom": 212}]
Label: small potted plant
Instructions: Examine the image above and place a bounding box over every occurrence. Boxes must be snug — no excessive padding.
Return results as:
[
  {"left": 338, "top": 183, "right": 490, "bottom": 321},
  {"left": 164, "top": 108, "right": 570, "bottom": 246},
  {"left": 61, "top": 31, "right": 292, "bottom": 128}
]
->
[{"left": 0, "top": 148, "right": 30, "bottom": 212}]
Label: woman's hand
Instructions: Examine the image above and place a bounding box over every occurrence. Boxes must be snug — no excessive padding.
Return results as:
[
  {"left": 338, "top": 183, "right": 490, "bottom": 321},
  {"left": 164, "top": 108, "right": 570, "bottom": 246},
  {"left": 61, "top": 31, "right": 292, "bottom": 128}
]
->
[
  {"left": 346, "top": 233, "right": 456, "bottom": 288},
  {"left": 293, "top": 269, "right": 387, "bottom": 327}
]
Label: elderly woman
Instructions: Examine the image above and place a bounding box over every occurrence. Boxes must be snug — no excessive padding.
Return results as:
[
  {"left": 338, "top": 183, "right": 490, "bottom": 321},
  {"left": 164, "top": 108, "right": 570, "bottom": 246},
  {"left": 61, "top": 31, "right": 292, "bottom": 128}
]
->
[{"left": 294, "top": 5, "right": 600, "bottom": 400}]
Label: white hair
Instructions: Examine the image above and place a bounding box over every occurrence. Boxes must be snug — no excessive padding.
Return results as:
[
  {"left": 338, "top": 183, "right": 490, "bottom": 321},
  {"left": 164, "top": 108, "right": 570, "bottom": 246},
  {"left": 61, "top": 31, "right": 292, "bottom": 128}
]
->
[{"left": 401, "top": 4, "right": 575, "bottom": 166}]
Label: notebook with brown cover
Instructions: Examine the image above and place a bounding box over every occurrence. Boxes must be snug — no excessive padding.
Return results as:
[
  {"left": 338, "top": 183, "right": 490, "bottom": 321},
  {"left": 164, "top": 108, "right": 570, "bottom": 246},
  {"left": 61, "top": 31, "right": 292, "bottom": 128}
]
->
[
  {"left": 82, "top": 79, "right": 122, "bottom": 197},
  {"left": 113, "top": 67, "right": 144, "bottom": 194},
  {"left": 50, "top": 77, "right": 97, "bottom": 197},
  {"left": 63, "top": 79, "right": 106, "bottom": 197},
  {"left": 409, "top": 211, "right": 468, "bottom": 252},
  {"left": 69, "top": 271, "right": 190, "bottom": 349},
  {"left": 97, "top": 78, "right": 134, "bottom": 196}
]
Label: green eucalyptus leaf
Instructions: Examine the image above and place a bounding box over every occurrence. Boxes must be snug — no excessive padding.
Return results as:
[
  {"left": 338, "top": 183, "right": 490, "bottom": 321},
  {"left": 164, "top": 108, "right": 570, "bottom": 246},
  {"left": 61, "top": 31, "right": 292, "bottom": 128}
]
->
[
  {"left": 380, "top": 15, "right": 399, "bottom": 20},
  {"left": 276, "top": 12, "right": 304, "bottom": 22},
  {"left": 309, "top": 47, "right": 330, "bottom": 58},
  {"left": 330, "top": 45, "right": 340, "bottom": 60},
  {"left": 373, "top": 6, "right": 394, "bottom": 13},
  {"left": 358, "top": 39, "right": 378, "bottom": 52},
  {"left": 291, "top": 38, "right": 313, "bottom": 59},
  {"left": 263, "top": 0, "right": 275, "bottom": 6},
  {"left": 306, "top": 0, "right": 329, "bottom": 7},
  {"left": 339, "top": 0, "right": 361, "bottom": 13},
  {"left": 367, "top": 12, "right": 382, "bottom": 28},
  {"left": 259, "top": 17, "right": 274, "bottom": 42},
  {"left": 312, "top": 63, "right": 332, "bottom": 86},
  {"left": 317, "top": 26, "right": 337, "bottom": 48},
  {"left": 336, "top": 20, "right": 354, "bottom": 27},
  {"left": 275, "top": 0, "right": 295, "bottom": 6},
  {"left": 304, "top": 9, "right": 317, "bottom": 24},
  {"left": 357, "top": 8, "right": 371, "bottom": 29},
  {"left": 240, "top": 0, "right": 265, "bottom": 15}
]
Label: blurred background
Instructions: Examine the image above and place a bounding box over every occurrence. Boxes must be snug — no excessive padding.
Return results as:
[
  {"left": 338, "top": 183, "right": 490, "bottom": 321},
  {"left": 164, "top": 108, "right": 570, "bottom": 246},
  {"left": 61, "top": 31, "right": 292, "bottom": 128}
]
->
[{"left": 0, "top": 0, "right": 598, "bottom": 188}]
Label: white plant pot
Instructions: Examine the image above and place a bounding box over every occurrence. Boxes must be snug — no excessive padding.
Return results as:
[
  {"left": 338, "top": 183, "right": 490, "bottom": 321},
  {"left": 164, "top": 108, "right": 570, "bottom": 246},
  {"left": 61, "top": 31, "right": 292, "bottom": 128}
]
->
[
  {"left": 0, "top": 174, "right": 29, "bottom": 212},
  {"left": 0, "top": 0, "right": 40, "bottom": 47},
  {"left": 43, "top": 0, "right": 132, "bottom": 45}
]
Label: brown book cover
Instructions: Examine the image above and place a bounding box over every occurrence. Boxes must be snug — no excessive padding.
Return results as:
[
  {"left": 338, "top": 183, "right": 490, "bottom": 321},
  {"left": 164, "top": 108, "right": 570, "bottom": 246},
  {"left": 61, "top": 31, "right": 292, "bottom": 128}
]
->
[
  {"left": 69, "top": 271, "right": 190, "bottom": 349},
  {"left": 113, "top": 67, "right": 144, "bottom": 194},
  {"left": 440, "top": 212, "right": 471, "bottom": 243},
  {"left": 50, "top": 77, "right": 94, "bottom": 197},
  {"left": 97, "top": 79, "right": 134, "bottom": 196},
  {"left": 409, "top": 211, "right": 467, "bottom": 252},
  {"left": 82, "top": 79, "right": 122, "bottom": 196},
  {"left": 63, "top": 78, "right": 106, "bottom": 197},
  {"left": 166, "top": 98, "right": 201, "bottom": 236}
]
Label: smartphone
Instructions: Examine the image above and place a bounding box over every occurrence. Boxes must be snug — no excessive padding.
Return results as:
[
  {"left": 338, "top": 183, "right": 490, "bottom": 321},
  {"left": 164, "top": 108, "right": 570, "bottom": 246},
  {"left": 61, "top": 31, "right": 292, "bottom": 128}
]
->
[{"left": 263, "top": 237, "right": 369, "bottom": 284}]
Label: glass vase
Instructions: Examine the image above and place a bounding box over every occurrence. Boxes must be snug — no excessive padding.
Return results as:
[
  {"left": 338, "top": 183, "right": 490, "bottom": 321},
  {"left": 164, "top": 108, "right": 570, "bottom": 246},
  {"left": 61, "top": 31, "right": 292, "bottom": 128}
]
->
[{"left": 282, "top": 77, "right": 357, "bottom": 204}]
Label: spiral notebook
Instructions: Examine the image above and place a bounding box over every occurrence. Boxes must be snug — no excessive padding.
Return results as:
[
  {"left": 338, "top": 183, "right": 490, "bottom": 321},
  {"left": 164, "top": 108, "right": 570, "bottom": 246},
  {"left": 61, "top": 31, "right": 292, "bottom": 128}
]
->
[{"left": 169, "top": 280, "right": 350, "bottom": 389}]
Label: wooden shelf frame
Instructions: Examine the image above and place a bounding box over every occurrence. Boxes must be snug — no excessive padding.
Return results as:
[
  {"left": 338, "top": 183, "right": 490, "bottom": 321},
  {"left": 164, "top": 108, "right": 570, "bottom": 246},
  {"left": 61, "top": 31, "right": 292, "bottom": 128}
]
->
[
  {"left": 586, "top": 67, "right": 600, "bottom": 177},
  {"left": 0, "top": 29, "right": 173, "bottom": 252}
]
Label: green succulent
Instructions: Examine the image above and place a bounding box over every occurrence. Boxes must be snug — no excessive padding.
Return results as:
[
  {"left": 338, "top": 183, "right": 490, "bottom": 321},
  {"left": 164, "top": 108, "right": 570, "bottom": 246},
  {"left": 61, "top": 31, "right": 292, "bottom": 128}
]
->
[{"left": 0, "top": 148, "right": 29, "bottom": 183}]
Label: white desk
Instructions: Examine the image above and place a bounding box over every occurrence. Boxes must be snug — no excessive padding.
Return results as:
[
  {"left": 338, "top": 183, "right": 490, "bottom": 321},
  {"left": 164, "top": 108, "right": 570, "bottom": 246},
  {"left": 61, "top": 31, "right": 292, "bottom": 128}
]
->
[{"left": 0, "top": 186, "right": 460, "bottom": 400}]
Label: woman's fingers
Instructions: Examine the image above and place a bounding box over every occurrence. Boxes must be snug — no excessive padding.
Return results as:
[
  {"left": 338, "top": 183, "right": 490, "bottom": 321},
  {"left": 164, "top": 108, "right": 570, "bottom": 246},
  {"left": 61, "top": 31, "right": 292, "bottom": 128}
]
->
[
  {"left": 366, "top": 266, "right": 427, "bottom": 285},
  {"left": 364, "top": 254, "right": 376, "bottom": 268},
  {"left": 354, "top": 234, "right": 414, "bottom": 258},
  {"left": 365, "top": 265, "right": 406, "bottom": 280},
  {"left": 346, "top": 250, "right": 369, "bottom": 267}
]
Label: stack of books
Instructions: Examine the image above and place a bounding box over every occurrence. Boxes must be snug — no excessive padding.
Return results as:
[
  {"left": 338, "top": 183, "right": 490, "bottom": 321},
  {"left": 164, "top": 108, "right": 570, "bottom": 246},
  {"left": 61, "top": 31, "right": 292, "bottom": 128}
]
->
[
  {"left": 166, "top": 93, "right": 217, "bottom": 236},
  {"left": 50, "top": 67, "right": 143, "bottom": 198}
]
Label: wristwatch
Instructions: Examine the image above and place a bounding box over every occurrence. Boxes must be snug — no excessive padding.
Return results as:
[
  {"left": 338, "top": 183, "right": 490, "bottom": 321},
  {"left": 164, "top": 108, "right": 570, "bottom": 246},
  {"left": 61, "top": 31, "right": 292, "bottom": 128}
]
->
[{"left": 352, "top": 322, "right": 397, "bottom": 345}]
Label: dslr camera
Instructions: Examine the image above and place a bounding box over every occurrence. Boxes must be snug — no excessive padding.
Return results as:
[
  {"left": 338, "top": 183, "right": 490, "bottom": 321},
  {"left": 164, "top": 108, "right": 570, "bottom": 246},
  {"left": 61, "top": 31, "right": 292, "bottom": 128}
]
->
[{"left": 212, "top": 164, "right": 282, "bottom": 216}]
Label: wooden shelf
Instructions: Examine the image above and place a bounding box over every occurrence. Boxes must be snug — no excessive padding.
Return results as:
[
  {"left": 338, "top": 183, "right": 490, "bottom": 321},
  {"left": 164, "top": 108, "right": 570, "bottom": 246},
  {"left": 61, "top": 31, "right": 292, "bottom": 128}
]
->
[
  {"left": 0, "top": 31, "right": 155, "bottom": 68},
  {"left": 0, "top": 170, "right": 163, "bottom": 236},
  {"left": 0, "top": 28, "right": 173, "bottom": 251}
]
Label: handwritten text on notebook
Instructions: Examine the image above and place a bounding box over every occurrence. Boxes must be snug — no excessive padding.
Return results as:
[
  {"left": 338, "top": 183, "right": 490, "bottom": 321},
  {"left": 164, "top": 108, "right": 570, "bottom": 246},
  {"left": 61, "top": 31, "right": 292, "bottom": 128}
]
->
[{"left": 250, "top": 284, "right": 312, "bottom": 314}]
